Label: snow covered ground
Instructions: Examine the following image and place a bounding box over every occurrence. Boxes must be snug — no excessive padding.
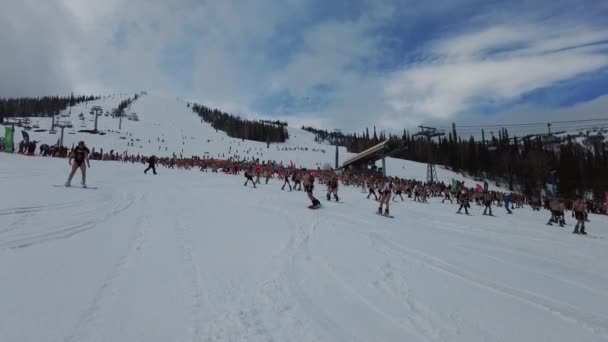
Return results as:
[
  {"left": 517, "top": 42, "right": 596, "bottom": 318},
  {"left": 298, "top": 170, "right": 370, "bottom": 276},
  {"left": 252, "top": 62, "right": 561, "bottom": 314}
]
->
[
  {"left": 2, "top": 93, "right": 510, "bottom": 193},
  {"left": 1, "top": 153, "right": 608, "bottom": 342},
  {"left": 1, "top": 94, "right": 353, "bottom": 170}
]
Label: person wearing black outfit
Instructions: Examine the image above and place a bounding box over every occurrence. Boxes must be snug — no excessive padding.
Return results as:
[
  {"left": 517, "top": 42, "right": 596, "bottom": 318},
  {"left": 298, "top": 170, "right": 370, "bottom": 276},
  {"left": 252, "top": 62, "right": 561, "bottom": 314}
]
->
[
  {"left": 65, "top": 141, "right": 91, "bottom": 187},
  {"left": 144, "top": 155, "right": 158, "bottom": 175}
]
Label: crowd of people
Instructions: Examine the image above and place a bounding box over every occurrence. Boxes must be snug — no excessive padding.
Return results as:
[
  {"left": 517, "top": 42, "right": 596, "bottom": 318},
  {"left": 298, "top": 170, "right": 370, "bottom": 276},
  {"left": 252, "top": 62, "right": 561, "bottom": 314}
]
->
[{"left": 7, "top": 139, "right": 605, "bottom": 235}]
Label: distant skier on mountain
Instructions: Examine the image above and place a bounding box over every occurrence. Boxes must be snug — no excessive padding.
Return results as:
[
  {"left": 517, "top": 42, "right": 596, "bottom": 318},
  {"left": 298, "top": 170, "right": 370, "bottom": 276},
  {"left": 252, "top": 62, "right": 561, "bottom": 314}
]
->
[
  {"left": 65, "top": 141, "right": 91, "bottom": 188},
  {"left": 144, "top": 155, "right": 158, "bottom": 175}
]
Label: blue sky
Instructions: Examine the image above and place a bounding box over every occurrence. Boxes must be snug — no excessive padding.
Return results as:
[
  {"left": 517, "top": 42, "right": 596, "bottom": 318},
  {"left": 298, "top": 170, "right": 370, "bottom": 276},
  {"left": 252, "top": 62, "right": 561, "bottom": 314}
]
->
[{"left": 2, "top": 0, "right": 608, "bottom": 132}]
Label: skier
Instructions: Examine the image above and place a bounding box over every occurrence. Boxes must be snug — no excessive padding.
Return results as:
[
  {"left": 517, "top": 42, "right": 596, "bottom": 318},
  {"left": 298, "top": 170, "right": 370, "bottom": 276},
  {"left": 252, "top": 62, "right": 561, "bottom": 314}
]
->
[
  {"left": 144, "top": 155, "right": 158, "bottom": 175},
  {"left": 392, "top": 181, "right": 405, "bottom": 202},
  {"left": 572, "top": 197, "right": 588, "bottom": 235},
  {"left": 504, "top": 193, "right": 513, "bottom": 214},
  {"left": 243, "top": 166, "right": 257, "bottom": 188},
  {"left": 281, "top": 170, "right": 292, "bottom": 191},
  {"left": 326, "top": 176, "right": 339, "bottom": 202},
  {"left": 441, "top": 185, "right": 453, "bottom": 204},
  {"left": 377, "top": 178, "right": 393, "bottom": 216},
  {"left": 530, "top": 195, "right": 541, "bottom": 211},
  {"left": 293, "top": 172, "right": 302, "bottom": 191},
  {"left": 65, "top": 141, "right": 91, "bottom": 187},
  {"left": 546, "top": 198, "right": 563, "bottom": 226},
  {"left": 482, "top": 192, "right": 493, "bottom": 216},
  {"left": 457, "top": 190, "right": 471, "bottom": 215},
  {"left": 264, "top": 166, "right": 271, "bottom": 184},
  {"left": 413, "top": 184, "right": 421, "bottom": 202},
  {"left": 366, "top": 179, "right": 378, "bottom": 200},
  {"left": 303, "top": 171, "right": 321, "bottom": 208}
]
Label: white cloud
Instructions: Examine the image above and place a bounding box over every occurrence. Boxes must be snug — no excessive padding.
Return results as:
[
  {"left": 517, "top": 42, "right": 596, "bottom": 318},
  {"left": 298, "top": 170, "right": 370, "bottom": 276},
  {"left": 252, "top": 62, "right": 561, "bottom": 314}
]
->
[
  {"left": 384, "top": 25, "right": 608, "bottom": 126},
  {"left": 2, "top": 0, "right": 608, "bottom": 135}
]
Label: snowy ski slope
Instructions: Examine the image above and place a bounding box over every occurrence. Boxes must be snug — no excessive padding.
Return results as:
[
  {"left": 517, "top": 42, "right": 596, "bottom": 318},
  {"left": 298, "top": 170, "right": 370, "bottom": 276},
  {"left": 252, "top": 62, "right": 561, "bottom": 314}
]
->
[
  {"left": 1, "top": 94, "right": 353, "bottom": 170},
  {"left": 2, "top": 93, "right": 508, "bottom": 189},
  {"left": 1, "top": 153, "right": 608, "bottom": 342}
]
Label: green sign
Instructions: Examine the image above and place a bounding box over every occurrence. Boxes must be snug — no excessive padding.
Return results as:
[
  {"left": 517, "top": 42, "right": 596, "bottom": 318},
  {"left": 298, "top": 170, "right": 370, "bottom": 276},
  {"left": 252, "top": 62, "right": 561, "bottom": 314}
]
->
[{"left": 4, "top": 127, "right": 14, "bottom": 153}]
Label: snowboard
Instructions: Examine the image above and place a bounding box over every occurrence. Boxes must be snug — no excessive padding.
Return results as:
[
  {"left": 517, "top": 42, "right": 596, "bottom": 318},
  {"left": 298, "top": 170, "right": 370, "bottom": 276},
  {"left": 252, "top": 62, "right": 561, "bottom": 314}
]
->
[
  {"left": 54, "top": 185, "right": 98, "bottom": 190},
  {"left": 308, "top": 205, "right": 322, "bottom": 209},
  {"left": 376, "top": 212, "right": 394, "bottom": 218}
]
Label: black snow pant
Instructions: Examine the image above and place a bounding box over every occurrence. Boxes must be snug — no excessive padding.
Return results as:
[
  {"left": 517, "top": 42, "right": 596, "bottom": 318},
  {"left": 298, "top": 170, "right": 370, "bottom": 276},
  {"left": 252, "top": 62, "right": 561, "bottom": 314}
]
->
[
  {"left": 457, "top": 203, "right": 470, "bottom": 214},
  {"left": 144, "top": 164, "right": 157, "bottom": 175},
  {"left": 483, "top": 203, "right": 492, "bottom": 215}
]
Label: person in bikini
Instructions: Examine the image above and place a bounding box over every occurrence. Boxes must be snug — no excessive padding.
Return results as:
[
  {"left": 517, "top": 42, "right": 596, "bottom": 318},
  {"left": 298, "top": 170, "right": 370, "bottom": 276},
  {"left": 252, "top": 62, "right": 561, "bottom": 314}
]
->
[{"left": 65, "top": 140, "right": 91, "bottom": 187}]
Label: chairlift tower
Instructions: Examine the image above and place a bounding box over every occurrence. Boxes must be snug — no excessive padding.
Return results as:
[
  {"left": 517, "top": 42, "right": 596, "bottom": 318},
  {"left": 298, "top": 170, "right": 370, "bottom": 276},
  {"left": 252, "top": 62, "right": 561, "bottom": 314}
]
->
[
  {"left": 333, "top": 129, "right": 341, "bottom": 170},
  {"left": 91, "top": 106, "right": 103, "bottom": 132},
  {"left": 413, "top": 125, "right": 445, "bottom": 184},
  {"left": 55, "top": 121, "right": 72, "bottom": 148}
]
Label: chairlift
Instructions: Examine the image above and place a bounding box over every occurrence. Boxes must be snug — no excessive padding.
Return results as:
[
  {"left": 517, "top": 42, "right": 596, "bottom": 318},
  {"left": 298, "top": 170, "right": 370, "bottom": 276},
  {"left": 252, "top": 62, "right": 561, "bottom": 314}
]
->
[{"left": 542, "top": 134, "right": 560, "bottom": 146}]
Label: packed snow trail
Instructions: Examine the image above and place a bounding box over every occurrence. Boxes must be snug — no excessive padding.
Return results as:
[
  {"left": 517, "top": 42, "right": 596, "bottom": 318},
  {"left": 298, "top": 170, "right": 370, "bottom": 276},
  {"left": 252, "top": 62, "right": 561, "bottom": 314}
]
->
[{"left": 1, "top": 154, "right": 608, "bottom": 342}]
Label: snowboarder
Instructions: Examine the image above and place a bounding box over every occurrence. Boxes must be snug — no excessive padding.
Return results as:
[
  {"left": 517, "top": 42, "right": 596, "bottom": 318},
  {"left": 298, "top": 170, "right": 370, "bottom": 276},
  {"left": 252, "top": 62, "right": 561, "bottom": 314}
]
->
[
  {"left": 326, "top": 176, "right": 339, "bottom": 202},
  {"left": 377, "top": 179, "right": 393, "bottom": 216},
  {"left": 303, "top": 171, "right": 321, "bottom": 208},
  {"left": 144, "top": 155, "right": 158, "bottom": 175},
  {"left": 65, "top": 141, "right": 91, "bottom": 187}
]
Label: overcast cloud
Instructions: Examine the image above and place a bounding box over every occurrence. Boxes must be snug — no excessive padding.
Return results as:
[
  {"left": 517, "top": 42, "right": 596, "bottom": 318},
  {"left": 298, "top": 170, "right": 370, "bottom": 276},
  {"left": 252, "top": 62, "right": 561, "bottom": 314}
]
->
[{"left": 1, "top": 0, "right": 607, "bottom": 133}]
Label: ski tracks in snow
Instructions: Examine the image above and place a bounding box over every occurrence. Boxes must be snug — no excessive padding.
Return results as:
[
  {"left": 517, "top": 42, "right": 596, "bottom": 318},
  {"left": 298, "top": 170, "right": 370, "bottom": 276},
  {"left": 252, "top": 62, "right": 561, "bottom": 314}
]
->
[
  {"left": 369, "top": 232, "right": 608, "bottom": 339},
  {"left": 0, "top": 191, "right": 137, "bottom": 250},
  {"left": 64, "top": 197, "right": 150, "bottom": 342},
  {"left": 173, "top": 215, "right": 214, "bottom": 342}
]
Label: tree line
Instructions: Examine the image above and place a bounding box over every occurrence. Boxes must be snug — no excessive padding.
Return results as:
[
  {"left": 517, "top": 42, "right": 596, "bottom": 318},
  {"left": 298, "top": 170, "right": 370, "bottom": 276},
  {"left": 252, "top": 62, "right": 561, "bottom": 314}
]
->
[
  {"left": 191, "top": 104, "right": 289, "bottom": 143},
  {"left": 303, "top": 125, "right": 607, "bottom": 199},
  {"left": 259, "top": 119, "right": 288, "bottom": 127},
  {"left": 0, "top": 94, "right": 99, "bottom": 122},
  {"left": 112, "top": 95, "right": 138, "bottom": 116},
  {"left": 394, "top": 128, "right": 607, "bottom": 200},
  {"left": 302, "top": 126, "right": 393, "bottom": 153}
]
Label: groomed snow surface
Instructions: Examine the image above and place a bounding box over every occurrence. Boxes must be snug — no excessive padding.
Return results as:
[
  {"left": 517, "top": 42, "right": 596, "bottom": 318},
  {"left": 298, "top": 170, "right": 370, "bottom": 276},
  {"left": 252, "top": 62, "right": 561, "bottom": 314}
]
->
[{"left": 1, "top": 153, "right": 608, "bottom": 342}]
